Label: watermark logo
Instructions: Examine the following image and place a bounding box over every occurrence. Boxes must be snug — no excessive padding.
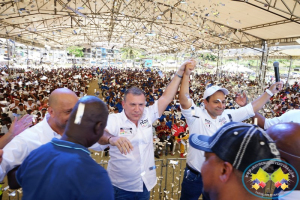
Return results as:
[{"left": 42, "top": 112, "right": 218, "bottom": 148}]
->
[{"left": 242, "top": 159, "right": 299, "bottom": 199}]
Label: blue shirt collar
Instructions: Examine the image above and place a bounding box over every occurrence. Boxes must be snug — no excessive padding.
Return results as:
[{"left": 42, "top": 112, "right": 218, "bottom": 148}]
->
[{"left": 51, "top": 138, "right": 91, "bottom": 155}]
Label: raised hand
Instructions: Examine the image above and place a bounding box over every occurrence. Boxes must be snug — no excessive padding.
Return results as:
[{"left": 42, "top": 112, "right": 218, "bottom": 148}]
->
[
  {"left": 10, "top": 114, "right": 33, "bottom": 137},
  {"left": 269, "top": 82, "right": 283, "bottom": 94},
  {"left": 235, "top": 92, "right": 247, "bottom": 107},
  {"left": 178, "top": 59, "right": 196, "bottom": 76}
]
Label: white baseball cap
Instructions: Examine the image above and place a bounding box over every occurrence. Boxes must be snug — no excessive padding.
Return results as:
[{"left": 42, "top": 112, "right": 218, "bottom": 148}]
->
[{"left": 203, "top": 86, "right": 229, "bottom": 99}]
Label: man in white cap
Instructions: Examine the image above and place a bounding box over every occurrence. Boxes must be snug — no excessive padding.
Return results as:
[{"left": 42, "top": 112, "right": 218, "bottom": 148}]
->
[
  {"left": 178, "top": 66, "right": 283, "bottom": 200},
  {"left": 25, "top": 98, "right": 36, "bottom": 111},
  {"left": 9, "top": 99, "right": 20, "bottom": 111}
]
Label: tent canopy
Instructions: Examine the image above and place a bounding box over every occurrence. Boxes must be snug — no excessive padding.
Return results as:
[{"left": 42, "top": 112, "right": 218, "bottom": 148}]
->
[{"left": 0, "top": 0, "right": 299, "bottom": 53}]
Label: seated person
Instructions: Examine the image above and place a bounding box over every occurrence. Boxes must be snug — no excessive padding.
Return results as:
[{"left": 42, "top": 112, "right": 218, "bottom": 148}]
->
[
  {"left": 172, "top": 119, "right": 189, "bottom": 158},
  {"left": 155, "top": 120, "right": 174, "bottom": 156}
]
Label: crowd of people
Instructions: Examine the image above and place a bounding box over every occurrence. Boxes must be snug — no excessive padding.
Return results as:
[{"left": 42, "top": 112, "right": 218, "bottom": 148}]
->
[
  {"left": 98, "top": 67, "right": 300, "bottom": 158},
  {"left": 0, "top": 62, "right": 297, "bottom": 200},
  {"left": 0, "top": 66, "right": 94, "bottom": 135}
]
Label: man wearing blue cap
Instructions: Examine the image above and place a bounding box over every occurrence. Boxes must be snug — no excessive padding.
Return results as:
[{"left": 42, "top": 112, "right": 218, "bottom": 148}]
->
[
  {"left": 189, "top": 122, "right": 280, "bottom": 200},
  {"left": 179, "top": 66, "right": 283, "bottom": 200}
]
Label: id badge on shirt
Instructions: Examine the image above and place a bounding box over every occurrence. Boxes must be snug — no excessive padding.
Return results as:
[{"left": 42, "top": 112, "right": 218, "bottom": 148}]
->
[{"left": 120, "top": 128, "right": 133, "bottom": 135}]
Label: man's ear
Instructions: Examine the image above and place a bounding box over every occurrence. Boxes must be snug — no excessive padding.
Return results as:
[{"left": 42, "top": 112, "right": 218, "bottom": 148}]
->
[
  {"left": 204, "top": 99, "right": 208, "bottom": 107},
  {"left": 94, "top": 121, "right": 103, "bottom": 135},
  {"left": 219, "top": 161, "right": 233, "bottom": 183},
  {"left": 47, "top": 106, "right": 54, "bottom": 116}
]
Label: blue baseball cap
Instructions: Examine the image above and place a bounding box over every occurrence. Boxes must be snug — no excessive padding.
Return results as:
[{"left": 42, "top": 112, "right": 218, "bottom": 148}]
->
[{"left": 189, "top": 122, "right": 280, "bottom": 171}]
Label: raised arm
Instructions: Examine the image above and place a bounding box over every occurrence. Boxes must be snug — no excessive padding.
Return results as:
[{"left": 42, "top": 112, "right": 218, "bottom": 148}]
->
[
  {"left": 0, "top": 115, "right": 33, "bottom": 149},
  {"left": 179, "top": 63, "right": 194, "bottom": 109},
  {"left": 251, "top": 82, "right": 283, "bottom": 112},
  {"left": 158, "top": 60, "right": 195, "bottom": 116}
]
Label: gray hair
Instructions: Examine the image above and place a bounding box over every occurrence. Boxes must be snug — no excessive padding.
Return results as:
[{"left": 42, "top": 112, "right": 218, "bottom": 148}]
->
[{"left": 124, "top": 87, "right": 145, "bottom": 102}]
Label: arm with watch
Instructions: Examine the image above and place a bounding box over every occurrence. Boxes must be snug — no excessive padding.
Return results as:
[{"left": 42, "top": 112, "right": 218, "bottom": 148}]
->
[
  {"left": 98, "top": 129, "right": 134, "bottom": 155},
  {"left": 223, "top": 82, "right": 283, "bottom": 123},
  {"left": 157, "top": 59, "right": 196, "bottom": 116},
  {"left": 251, "top": 82, "right": 283, "bottom": 113}
]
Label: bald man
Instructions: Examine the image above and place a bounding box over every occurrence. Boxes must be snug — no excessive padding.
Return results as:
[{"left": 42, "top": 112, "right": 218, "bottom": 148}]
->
[
  {"left": 8, "top": 96, "right": 114, "bottom": 200},
  {"left": 267, "top": 123, "right": 300, "bottom": 200},
  {"left": 0, "top": 88, "right": 105, "bottom": 181}
]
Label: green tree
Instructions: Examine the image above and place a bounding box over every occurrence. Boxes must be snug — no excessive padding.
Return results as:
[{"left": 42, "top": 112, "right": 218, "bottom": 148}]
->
[
  {"left": 120, "top": 47, "right": 143, "bottom": 60},
  {"left": 67, "top": 46, "right": 84, "bottom": 57}
]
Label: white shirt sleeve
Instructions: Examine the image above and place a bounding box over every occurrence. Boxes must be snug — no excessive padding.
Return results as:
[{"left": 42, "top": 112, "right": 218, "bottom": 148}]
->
[
  {"left": 105, "top": 114, "right": 119, "bottom": 136},
  {"left": 180, "top": 100, "right": 197, "bottom": 126},
  {"left": 223, "top": 103, "right": 255, "bottom": 122},
  {"left": 264, "top": 117, "right": 281, "bottom": 129},
  {"left": 147, "top": 100, "right": 160, "bottom": 124},
  {"left": 0, "top": 130, "right": 40, "bottom": 181},
  {"left": 264, "top": 110, "right": 300, "bottom": 129}
]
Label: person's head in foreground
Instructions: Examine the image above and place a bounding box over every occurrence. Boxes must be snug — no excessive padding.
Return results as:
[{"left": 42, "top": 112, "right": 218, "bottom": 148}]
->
[
  {"left": 267, "top": 123, "right": 300, "bottom": 191},
  {"left": 189, "top": 122, "right": 280, "bottom": 200},
  {"left": 61, "top": 95, "right": 109, "bottom": 147},
  {"left": 7, "top": 96, "right": 113, "bottom": 200}
]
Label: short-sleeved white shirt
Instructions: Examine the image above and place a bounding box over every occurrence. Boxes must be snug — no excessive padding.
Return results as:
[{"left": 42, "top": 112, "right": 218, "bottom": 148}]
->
[
  {"left": 181, "top": 101, "right": 255, "bottom": 172},
  {"left": 105, "top": 101, "right": 160, "bottom": 192},
  {"left": 25, "top": 102, "right": 36, "bottom": 110},
  {"left": 264, "top": 109, "right": 300, "bottom": 129},
  {"left": 0, "top": 114, "right": 104, "bottom": 181}
]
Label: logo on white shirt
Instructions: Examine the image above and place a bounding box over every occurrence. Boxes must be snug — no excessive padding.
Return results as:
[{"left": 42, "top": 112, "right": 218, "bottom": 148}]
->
[
  {"left": 140, "top": 119, "right": 149, "bottom": 128},
  {"left": 219, "top": 117, "right": 227, "bottom": 125},
  {"left": 205, "top": 119, "right": 211, "bottom": 128}
]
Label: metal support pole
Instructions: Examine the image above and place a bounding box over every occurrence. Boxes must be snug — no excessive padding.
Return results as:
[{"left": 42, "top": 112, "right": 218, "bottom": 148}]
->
[
  {"left": 259, "top": 41, "right": 269, "bottom": 92},
  {"left": 256, "top": 58, "right": 259, "bottom": 78},
  {"left": 27, "top": 45, "right": 29, "bottom": 68},
  {"left": 287, "top": 56, "right": 293, "bottom": 87},
  {"left": 6, "top": 39, "right": 10, "bottom": 76},
  {"left": 216, "top": 47, "right": 220, "bottom": 81}
]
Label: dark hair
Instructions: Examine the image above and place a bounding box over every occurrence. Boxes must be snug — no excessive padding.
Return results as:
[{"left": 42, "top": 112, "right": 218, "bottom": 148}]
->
[
  {"left": 3, "top": 117, "right": 11, "bottom": 123},
  {"left": 206, "top": 96, "right": 211, "bottom": 102},
  {"left": 124, "top": 87, "right": 145, "bottom": 101}
]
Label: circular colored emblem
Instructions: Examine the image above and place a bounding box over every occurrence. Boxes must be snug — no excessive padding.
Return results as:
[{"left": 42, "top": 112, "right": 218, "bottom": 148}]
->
[{"left": 242, "top": 159, "right": 299, "bottom": 199}]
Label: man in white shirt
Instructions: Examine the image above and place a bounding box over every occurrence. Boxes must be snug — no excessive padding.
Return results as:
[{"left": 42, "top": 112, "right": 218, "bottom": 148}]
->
[
  {"left": 17, "top": 104, "right": 27, "bottom": 118},
  {"left": 267, "top": 123, "right": 300, "bottom": 200},
  {"left": 24, "top": 98, "right": 36, "bottom": 111},
  {"left": 0, "top": 88, "right": 127, "bottom": 181},
  {"left": 101, "top": 60, "right": 196, "bottom": 199},
  {"left": 8, "top": 99, "right": 20, "bottom": 111},
  {"left": 179, "top": 66, "right": 283, "bottom": 200}
]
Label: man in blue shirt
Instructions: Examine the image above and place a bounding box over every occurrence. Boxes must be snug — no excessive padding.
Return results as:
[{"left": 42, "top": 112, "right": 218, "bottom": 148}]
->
[{"left": 8, "top": 96, "right": 114, "bottom": 200}]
